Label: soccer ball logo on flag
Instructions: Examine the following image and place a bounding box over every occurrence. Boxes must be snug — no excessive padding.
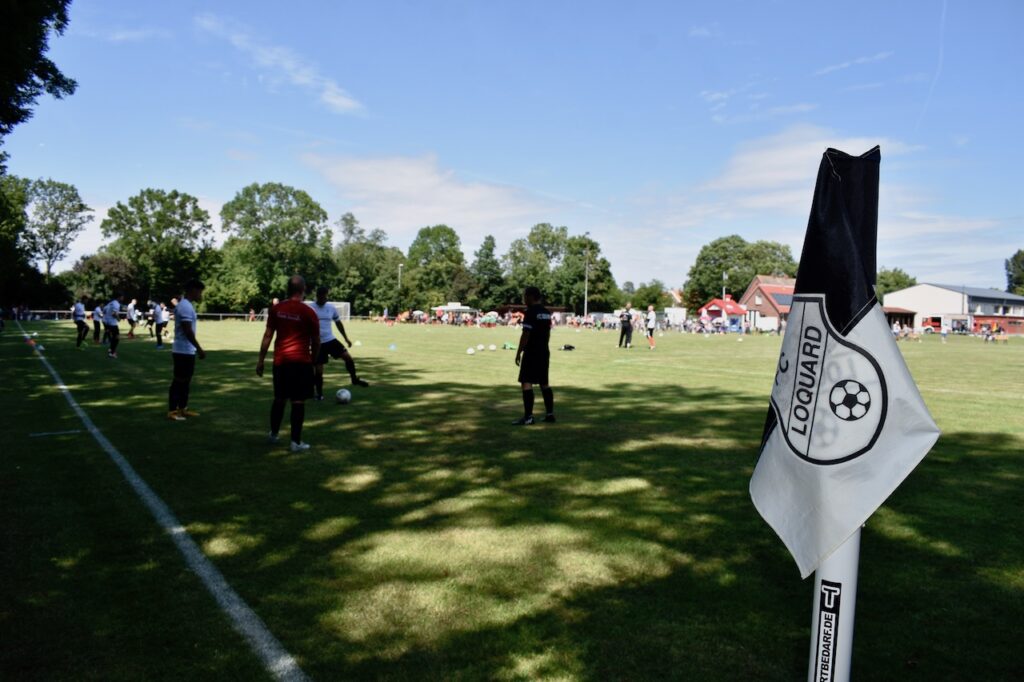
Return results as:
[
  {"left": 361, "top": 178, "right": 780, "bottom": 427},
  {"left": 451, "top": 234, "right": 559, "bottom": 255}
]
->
[{"left": 829, "top": 380, "right": 870, "bottom": 422}]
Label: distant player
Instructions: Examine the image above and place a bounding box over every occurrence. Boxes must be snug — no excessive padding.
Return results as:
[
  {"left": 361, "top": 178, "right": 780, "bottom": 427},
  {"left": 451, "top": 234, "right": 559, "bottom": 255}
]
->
[
  {"left": 645, "top": 304, "right": 657, "bottom": 350},
  {"left": 311, "top": 285, "right": 369, "bottom": 400},
  {"left": 72, "top": 296, "right": 88, "bottom": 348},
  {"left": 103, "top": 293, "right": 124, "bottom": 358},
  {"left": 167, "top": 280, "right": 206, "bottom": 421},
  {"left": 256, "top": 276, "right": 320, "bottom": 452},
  {"left": 126, "top": 298, "right": 138, "bottom": 338},
  {"left": 154, "top": 301, "right": 168, "bottom": 348},
  {"left": 513, "top": 286, "right": 555, "bottom": 425},
  {"left": 92, "top": 303, "right": 103, "bottom": 343},
  {"left": 618, "top": 302, "right": 633, "bottom": 348}
]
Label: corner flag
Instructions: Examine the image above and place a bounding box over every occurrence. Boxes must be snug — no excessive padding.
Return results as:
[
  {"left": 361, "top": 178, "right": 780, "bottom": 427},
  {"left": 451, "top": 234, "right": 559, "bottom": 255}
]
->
[{"left": 750, "top": 146, "right": 940, "bottom": 579}]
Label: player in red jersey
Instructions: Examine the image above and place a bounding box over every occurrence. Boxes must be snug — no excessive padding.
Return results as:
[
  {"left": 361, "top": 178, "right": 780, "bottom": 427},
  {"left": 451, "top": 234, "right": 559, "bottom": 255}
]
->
[{"left": 256, "top": 275, "right": 321, "bottom": 452}]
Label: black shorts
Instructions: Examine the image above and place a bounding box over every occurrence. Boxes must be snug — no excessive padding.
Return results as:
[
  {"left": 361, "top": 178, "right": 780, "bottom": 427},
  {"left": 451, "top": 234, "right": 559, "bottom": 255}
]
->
[
  {"left": 316, "top": 338, "right": 347, "bottom": 365},
  {"left": 105, "top": 324, "right": 120, "bottom": 338},
  {"left": 646, "top": 327, "right": 655, "bottom": 338},
  {"left": 172, "top": 352, "right": 196, "bottom": 380},
  {"left": 517, "top": 350, "right": 550, "bottom": 385},
  {"left": 75, "top": 319, "right": 87, "bottom": 332},
  {"left": 273, "top": 363, "right": 314, "bottom": 401}
]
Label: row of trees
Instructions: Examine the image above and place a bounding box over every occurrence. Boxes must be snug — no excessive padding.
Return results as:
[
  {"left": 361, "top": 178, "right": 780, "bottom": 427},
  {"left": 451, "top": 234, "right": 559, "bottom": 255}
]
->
[
  {"left": 1, "top": 177, "right": 686, "bottom": 314},
  {"left": 8, "top": 173, "right": 996, "bottom": 316}
]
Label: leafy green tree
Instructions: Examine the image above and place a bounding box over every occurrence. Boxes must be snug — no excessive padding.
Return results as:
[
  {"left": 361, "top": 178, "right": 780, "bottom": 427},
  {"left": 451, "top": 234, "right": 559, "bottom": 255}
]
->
[
  {"left": 101, "top": 188, "right": 213, "bottom": 303},
  {"left": 0, "top": 175, "right": 35, "bottom": 303},
  {"left": 0, "top": 0, "right": 77, "bottom": 169},
  {"left": 25, "top": 178, "right": 92, "bottom": 279},
  {"left": 66, "top": 252, "right": 141, "bottom": 304},
  {"left": 469, "top": 235, "right": 505, "bottom": 310},
  {"left": 684, "top": 235, "right": 749, "bottom": 309},
  {"left": 550, "top": 234, "right": 620, "bottom": 313},
  {"left": 218, "top": 182, "right": 334, "bottom": 304},
  {"left": 405, "top": 225, "right": 465, "bottom": 309},
  {"left": 201, "top": 238, "right": 261, "bottom": 312},
  {"left": 502, "top": 223, "right": 568, "bottom": 300},
  {"left": 745, "top": 240, "right": 798, "bottom": 280},
  {"left": 369, "top": 246, "right": 408, "bottom": 314},
  {"left": 683, "top": 235, "right": 796, "bottom": 309},
  {"left": 621, "top": 281, "right": 635, "bottom": 296},
  {"left": 632, "top": 279, "right": 672, "bottom": 309},
  {"left": 331, "top": 214, "right": 397, "bottom": 314},
  {"left": 1006, "top": 249, "right": 1024, "bottom": 296},
  {"left": 875, "top": 266, "right": 917, "bottom": 300}
]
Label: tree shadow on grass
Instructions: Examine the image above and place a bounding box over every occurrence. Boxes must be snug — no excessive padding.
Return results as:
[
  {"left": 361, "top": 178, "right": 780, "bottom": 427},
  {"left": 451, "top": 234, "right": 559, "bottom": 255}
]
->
[{"left": 18, "top": 334, "right": 1024, "bottom": 681}]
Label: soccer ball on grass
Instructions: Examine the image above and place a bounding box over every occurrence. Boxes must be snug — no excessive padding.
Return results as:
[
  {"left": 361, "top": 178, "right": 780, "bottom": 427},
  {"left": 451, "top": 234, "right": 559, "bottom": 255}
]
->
[{"left": 335, "top": 388, "right": 352, "bottom": 404}]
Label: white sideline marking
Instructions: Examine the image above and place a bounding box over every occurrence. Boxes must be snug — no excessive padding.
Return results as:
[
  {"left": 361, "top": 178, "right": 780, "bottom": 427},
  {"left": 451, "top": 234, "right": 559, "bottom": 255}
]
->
[
  {"left": 15, "top": 323, "right": 309, "bottom": 682},
  {"left": 29, "top": 429, "right": 83, "bottom": 437}
]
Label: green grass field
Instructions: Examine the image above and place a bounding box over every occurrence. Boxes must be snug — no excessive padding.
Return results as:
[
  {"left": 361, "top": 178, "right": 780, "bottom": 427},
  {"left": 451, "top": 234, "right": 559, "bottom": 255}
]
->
[{"left": 2, "top": 320, "right": 1022, "bottom": 681}]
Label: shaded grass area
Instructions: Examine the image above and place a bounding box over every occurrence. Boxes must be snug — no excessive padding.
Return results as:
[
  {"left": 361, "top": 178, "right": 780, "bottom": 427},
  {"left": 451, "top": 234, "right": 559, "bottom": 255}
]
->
[
  {"left": 0, "top": 334, "right": 270, "bottom": 681},
  {"left": 2, "top": 323, "right": 1022, "bottom": 680}
]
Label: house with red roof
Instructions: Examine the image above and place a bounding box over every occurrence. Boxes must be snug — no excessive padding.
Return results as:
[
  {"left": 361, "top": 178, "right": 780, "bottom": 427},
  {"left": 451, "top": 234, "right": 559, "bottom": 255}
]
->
[
  {"left": 739, "top": 275, "right": 796, "bottom": 332},
  {"left": 698, "top": 294, "right": 746, "bottom": 328}
]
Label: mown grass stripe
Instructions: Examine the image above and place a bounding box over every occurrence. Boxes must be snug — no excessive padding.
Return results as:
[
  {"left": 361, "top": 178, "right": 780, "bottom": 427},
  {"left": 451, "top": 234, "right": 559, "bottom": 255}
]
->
[{"left": 15, "top": 321, "right": 308, "bottom": 682}]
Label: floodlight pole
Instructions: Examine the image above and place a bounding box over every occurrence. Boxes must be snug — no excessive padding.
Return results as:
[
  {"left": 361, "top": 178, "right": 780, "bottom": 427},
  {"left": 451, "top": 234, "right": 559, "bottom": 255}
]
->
[
  {"left": 722, "top": 270, "right": 728, "bottom": 299},
  {"left": 807, "top": 528, "right": 861, "bottom": 682},
  {"left": 583, "top": 247, "right": 590, "bottom": 318}
]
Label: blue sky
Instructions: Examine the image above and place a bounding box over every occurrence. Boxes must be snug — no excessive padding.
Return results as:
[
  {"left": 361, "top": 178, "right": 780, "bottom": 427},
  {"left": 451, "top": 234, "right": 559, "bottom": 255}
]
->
[{"left": 6, "top": 0, "right": 1022, "bottom": 290}]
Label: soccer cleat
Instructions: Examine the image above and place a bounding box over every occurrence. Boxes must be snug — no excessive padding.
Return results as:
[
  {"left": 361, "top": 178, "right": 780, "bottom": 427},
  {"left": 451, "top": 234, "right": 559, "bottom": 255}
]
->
[
  {"left": 512, "top": 416, "right": 535, "bottom": 426},
  {"left": 352, "top": 377, "right": 370, "bottom": 387},
  {"left": 181, "top": 408, "right": 200, "bottom": 418},
  {"left": 267, "top": 431, "right": 280, "bottom": 444},
  {"left": 290, "top": 441, "right": 311, "bottom": 452},
  {"left": 108, "top": 352, "right": 118, "bottom": 359},
  {"left": 167, "top": 410, "right": 185, "bottom": 421},
  {"left": 543, "top": 414, "right": 556, "bottom": 423}
]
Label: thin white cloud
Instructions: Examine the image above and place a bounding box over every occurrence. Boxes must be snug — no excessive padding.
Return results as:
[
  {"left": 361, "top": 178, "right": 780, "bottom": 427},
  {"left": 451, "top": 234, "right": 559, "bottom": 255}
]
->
[
  {"left": 915, "top": 0, "right": 948, "bottom": 130},
  {"left": 842, "top": 82, "right": 884, "bottom": 92},
  {"left": 195, "top": 13, "right": 362, "bottom": 114},
  {"left": 688, "top": 24, "right": 721, "bottom": 39},
  {"left": 814, "top": 51, "right": 894, "bottom": 76},
  {"left": 76, "top": 27, "right": 171, "bottom": 43},
  {"left": 710, "top": 102, "right": 817, "bottom": 125},
  {"left": 303, "top": 153, "right": 556, "bottom": 247}
]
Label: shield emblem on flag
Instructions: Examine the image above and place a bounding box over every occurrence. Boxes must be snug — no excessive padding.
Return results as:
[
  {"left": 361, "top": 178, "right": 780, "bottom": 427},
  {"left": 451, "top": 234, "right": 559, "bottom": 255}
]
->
[{"left": 769, "top": 295, "right": 887, "bottom": 465}]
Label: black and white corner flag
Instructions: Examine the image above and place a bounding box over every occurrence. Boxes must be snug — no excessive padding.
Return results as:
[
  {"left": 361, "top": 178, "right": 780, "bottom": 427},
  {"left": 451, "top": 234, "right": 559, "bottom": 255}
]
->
[{"left": 750, "top": 147, "right": 940, "bottom": 578}]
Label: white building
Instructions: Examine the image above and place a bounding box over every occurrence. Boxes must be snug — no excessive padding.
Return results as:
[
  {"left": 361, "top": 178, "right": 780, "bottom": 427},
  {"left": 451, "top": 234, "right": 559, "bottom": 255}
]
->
[{"left": 883, "top": 283, "right": 1024, "bottom": 334}]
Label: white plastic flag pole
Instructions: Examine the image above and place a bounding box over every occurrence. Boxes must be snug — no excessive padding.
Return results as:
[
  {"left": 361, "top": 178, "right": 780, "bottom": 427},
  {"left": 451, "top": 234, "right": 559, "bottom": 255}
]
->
[{"left": 807, "top": 528, "right": 861, "bottom": 682}]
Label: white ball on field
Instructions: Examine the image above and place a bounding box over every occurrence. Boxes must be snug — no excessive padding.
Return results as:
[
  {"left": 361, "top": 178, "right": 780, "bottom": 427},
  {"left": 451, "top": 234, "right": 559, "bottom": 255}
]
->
[
  {"left": 466, "top": 347, "right": 476, "bottom": 355},
  {"left": 335, "top": 388, "right": 352, "bottom": 404},
  {"left": 477, "top": 344, "right": 485, "bottom": 350},
  {"left": 488, "top": 344, "right": 496, "bottom": 351}
]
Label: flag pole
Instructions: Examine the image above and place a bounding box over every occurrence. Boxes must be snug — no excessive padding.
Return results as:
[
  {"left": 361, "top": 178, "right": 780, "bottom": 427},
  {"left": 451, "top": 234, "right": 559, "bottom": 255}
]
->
[{"left": 807, "top": 528, "right": 861, "bottom": 682}]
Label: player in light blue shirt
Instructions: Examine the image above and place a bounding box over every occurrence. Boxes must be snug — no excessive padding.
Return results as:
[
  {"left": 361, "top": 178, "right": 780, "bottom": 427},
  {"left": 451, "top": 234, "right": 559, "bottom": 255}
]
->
[
  {"left": 167, "top": 280, "right": 206, "bottom": 420},
  {"left": 72, "top": 296, "right": 88, "bottom": 348},
  {"left": 103, "top": 294, "right": 124, "bottom": 358}
]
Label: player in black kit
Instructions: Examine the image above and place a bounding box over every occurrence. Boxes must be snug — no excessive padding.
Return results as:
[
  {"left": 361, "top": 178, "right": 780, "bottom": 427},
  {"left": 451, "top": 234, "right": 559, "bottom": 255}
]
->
[
  {"left": 513, "top": 286, "right": 555, "bottom": 425},
  {"left": 618, "top": 302, "right": 633, "bottom": 348}
]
